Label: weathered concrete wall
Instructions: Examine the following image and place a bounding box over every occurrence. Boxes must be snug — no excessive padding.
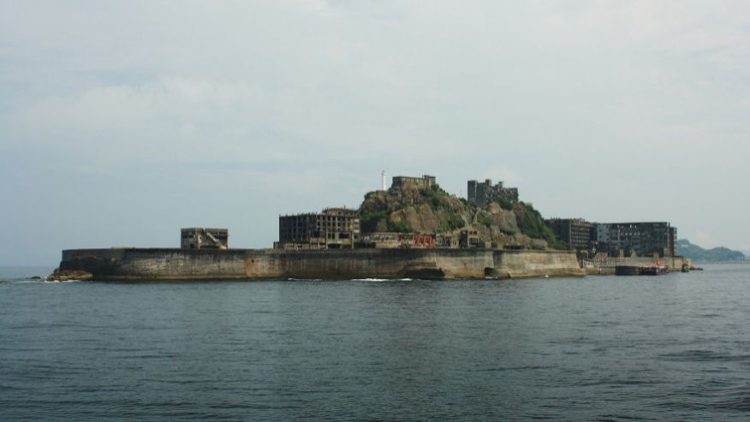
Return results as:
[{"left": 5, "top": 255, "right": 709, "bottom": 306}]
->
[
  {"left": 61, "top": 248, "right": 249, "bottom": 280},
  {"left": 495, "top": 250, "right": 585, "bottom": 278},
  {"left": 58, "top": 248, "right": 584, "bottom": 281},
  {"left": 588, "top": 255, "right": 691, "bottom": 275}
]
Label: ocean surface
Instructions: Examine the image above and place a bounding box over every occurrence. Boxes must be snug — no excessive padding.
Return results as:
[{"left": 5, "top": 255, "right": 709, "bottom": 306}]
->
[{"left": 1, "top": 264, "right": 749, "bottom": 420}]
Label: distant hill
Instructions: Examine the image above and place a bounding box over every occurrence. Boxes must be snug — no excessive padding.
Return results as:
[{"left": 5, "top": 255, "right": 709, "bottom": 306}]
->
[{"left": 677, "top": 239, "right": 746, "bottom": 262}]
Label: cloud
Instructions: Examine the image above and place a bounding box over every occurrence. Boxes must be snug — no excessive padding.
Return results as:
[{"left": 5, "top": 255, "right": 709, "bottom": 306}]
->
[{"left": 3, "top": 0, "right": 750, "bottom": 264}]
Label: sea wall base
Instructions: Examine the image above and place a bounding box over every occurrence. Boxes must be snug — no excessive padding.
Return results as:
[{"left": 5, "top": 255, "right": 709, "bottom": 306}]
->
[{"left": 54, "top": 248, "right": 584, "bottom": 281}]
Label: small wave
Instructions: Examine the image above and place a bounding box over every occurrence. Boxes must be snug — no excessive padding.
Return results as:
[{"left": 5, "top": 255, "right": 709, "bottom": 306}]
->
[
  {"left": 714, "top": 391, "right": 750, "bottom": 411},
  {"left": 472, "top": 365, "right": 557, "bottom": 372},
  {"left": 352, "top": 278, "right": 414, "bottom": 282},
  {"left": 44, "top": 279, "right": 84, "bottom": 283},
  {"left": 659, "top": 349, "right": 750, "bottom": 362},
  {"left": 286, "top": 278, "right": 322, "bottom": 281}
]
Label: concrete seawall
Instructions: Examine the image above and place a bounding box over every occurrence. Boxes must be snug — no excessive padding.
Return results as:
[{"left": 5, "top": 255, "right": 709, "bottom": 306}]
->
[
  {"left": 585, "top": 255, "right": 692, "bottom": 275},
  {"left": 56, "top": 248, "right": 584, "bottom": 281}
]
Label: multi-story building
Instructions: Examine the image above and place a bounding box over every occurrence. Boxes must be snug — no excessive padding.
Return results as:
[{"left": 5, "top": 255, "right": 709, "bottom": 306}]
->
[
  {"left": 467, "top": 179, "right": 519, "bottom": 207},
  {"left": 544, "top": 218, "right": 678, "bottom": 257},
  {"left": 595, "top": 222, "right": 676, "bottom": 257},
  {"left": 181, "top": 228, "right": 229, "bottom": 249},
  {"left": 276, "top": 208, "right": 360, "bottom": 249},
  {"left": 546, "top": 218, "right": 594, "bottom": 250}
]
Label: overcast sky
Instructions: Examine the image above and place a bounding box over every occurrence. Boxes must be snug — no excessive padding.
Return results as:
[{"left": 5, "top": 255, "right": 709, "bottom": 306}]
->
[{"left": 2, "top": 0, "right": 749, "bottom": 265}]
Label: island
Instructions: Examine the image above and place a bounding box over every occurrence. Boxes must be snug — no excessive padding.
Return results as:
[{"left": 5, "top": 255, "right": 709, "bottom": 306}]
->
[{"left": 49, "top": 175, "right": 692, "bottom": 281}]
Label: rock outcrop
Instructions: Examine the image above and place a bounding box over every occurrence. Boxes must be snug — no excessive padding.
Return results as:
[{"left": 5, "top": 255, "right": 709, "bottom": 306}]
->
[
  {"left": 358, "top": 182, "right": 562, "bottom": 250},
  {"left": 47, "top": 269, "right": 94, "bottom": 282}
]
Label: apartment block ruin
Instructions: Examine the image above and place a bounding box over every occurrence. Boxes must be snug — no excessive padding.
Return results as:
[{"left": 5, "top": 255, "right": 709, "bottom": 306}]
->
[
  {"left": 546, "top": 218, "right": 594, "bottom": 251},
  {"left": 546, "top": 218, "right": 677, "bottom": 258},
  {"left": 276, "top": 208, "right": 361, "bottom": 249},
  {"left": 467, "top": 179, "right": 519, "bottom": 207},
  {"left": 596, "top": 222, "right": 676, "bottom": 258}
]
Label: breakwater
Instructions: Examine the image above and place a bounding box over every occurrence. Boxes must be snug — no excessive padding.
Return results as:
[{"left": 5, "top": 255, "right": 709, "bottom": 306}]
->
[
  {"left": 53, "top": 248, "right": 584, "bottom": 281},
  {"left": 584, "top": 255, "right": 692, "bottom": 275}
]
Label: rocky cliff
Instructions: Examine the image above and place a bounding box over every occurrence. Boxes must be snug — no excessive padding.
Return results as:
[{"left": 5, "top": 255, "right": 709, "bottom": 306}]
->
[{"left": 358, "top": 182, "right": 563, "bottom": 250}]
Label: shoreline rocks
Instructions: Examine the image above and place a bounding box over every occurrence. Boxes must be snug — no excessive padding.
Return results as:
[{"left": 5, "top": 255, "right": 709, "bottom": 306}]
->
[{"left": 47, "top": 269, "right": 93, "bottom": 282}]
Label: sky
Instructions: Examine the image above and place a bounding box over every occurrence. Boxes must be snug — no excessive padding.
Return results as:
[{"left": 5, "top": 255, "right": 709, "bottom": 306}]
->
[{"left": 1, "top": 0, "right": 749, "bottom": 265}]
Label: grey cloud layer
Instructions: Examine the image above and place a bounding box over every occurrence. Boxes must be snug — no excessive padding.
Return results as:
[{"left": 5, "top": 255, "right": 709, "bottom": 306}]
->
[{"left": 1, "top": 0, "right": 749, "bottom": 264}]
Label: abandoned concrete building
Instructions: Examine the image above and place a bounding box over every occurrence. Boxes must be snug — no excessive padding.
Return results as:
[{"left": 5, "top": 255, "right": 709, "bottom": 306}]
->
[
  {"left": 459, "top": 229, "right": 481, "bottom": 248},
  {"left": 467, "top": 179, "right": 519, "bottom": 207},
  {"left": 391, "top": 175, "right": 436, "bottom": 190},
  {"left": 546, "top": 219, "right": 676, "bottom": 257},
  {"left": 596, "top": 222, "right": 676, "bottom": 258},
  {"left": 546, "top": 218, "right": 594, "bottom": 250},
  {"left": 180, "top": 228, "right": 229, "bottom": 249},
  {"left": 359, "top": 233, "right": 437, "bottom": 249},
  {"left": 276, "top": 208, "right": 361, "bottom": 249}
]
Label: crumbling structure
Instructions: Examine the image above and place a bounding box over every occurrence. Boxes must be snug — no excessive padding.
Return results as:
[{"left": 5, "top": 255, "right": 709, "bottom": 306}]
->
[
  {"left": 596, "top": 222, "right": 676, "bottom": 258},
  {"left": 546, "top": 218, "right": 677, "bottom": 258},
  {"left": 391, "top": 175, "right": 436, "bottom": 190},
  {"left": 546, "top": 219, "right": 594, "bottom": 250},
  {"left": 181, "top": 228, "right": 229, "bottom": 249},
  {"left": 276, "top": 208, "right": 360, "bottom": 249},
  {"left": 467, "top": 179, "right": 519, "bottom": 207}
]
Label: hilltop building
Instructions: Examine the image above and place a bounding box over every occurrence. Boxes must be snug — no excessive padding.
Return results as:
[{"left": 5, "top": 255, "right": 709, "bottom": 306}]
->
[
  {"left": 181, "top": 228, "right": 228, "bottom": 249},
  {"left": 467, "top": 179, "right": 519, "bottom": 207},
  {"left": 276, "top": 208, "right": 360, "bottom": 250},
  {"left": 391, "top": 175, "right": 436, "bottom": 190}
]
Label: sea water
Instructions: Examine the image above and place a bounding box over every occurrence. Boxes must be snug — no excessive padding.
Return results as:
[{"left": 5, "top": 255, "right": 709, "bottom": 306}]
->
[{"left": 1, "top": 264, "right": 749, "bottom": 420}]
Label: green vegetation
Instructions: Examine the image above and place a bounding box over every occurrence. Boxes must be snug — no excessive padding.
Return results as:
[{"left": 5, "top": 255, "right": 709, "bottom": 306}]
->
[
  {"left": 445, "top": 213, "right": 465, "bottom": 231},
  {"left": 495, "top": 197, "right": 514, "bottom": 210},
  {"left": 420, "top": 185, "right": 451, "bottom": 210},
  {"left": 416, "top": 185, "right": 465, "bottom": 231},
  {"left": 360, "top": 210, "right": 388, "bottom": 233},
  {"left": 387, "top": 220, "right": 410, "bottom": 233},
  {"left": 513, "top": 202, "right": 566, "bottom": 249},
  {"left": 477, "top": 213, "right": 493, "bottom": 228},
  {"left": 677, "top": 239, "right": 746, "bottom": 262}
]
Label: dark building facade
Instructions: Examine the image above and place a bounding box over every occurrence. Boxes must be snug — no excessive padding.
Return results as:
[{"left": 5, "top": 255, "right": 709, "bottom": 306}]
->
[
  {"left": 467, "top": 179, "right": 519, "bottom": 207},
  {"left": 277, "top": 208, "right": 360, "bottom": 249},
  {"left": 595, "top": 222, "right": 676, "bottom": 257},
  {"left": 546, "top": 218, "right": 594, "bottom": 250}
]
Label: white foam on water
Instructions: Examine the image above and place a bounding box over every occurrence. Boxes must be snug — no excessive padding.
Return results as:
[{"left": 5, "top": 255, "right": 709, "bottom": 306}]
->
[
  {"left": 43, "top": 279, "right": 83, "bottom": 283},
  {"left": 352, "top": 278, "right": 414, "bottom": 282}
]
